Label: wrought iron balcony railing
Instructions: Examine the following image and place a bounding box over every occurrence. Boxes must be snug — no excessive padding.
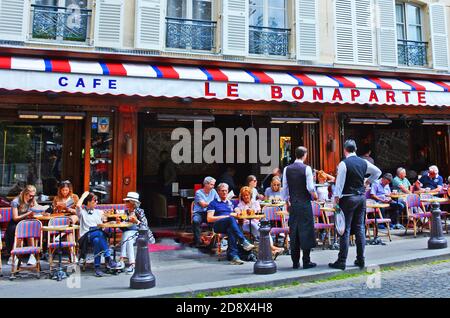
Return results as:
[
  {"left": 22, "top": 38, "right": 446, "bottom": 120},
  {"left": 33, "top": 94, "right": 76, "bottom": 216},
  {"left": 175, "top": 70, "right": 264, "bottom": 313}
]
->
[
  {"left": 397, "top": 39, "right": 428, "bottom": 67},
  {"left": 249, "top": 26, "right": 290, "bottom": 57},
  {"left": 30, "top": 4, "right": 92, "bottom": 43},
  {"left": 166, "top": 17, "right": 216, "bottom": 51}
]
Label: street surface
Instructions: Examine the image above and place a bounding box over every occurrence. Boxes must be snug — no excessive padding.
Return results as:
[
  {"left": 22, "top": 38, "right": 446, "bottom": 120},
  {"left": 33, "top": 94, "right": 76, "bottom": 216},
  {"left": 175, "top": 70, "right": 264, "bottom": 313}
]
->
[{"left": 219, "top": 260, "right": 450, "bottom": 298}]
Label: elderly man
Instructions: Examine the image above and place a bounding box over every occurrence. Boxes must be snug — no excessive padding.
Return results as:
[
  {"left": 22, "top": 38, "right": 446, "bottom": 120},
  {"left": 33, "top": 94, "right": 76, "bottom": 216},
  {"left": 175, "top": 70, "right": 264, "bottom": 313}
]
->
[
  {"left": 207, "top": 183, "right": 254, "bottom": 265},
  {"left": 392, "top": 167, "right": 412, "bottom": 194},
  {"left": 192, "top": 176, "right": 219, "bottom": 248},
  {"left": 370, "top": 173, "right": 405, "bottom": 230},
  {"left": 415, "top": 165, "right": 444, "bottom": 194}
]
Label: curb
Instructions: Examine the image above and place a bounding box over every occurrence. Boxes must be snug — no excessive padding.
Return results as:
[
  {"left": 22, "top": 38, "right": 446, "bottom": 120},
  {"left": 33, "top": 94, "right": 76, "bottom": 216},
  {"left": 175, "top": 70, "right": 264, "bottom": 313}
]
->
[{"left": 148, "top": 252, "right": 450, "bottom": 298}]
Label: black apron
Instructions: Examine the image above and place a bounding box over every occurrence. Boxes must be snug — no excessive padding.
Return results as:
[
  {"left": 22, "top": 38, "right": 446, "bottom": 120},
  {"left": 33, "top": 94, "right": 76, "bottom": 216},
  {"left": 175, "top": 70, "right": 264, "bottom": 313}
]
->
[{"left": 288, "top": 200, "right": 316, "bottom": 250}]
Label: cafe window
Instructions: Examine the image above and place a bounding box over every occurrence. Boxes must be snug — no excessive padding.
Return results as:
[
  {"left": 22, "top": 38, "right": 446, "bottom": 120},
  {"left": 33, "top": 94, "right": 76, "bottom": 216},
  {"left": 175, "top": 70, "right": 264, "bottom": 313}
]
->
[
  {"left": 89, "top": 116, "right": 113, "bottom": 203},
  {"left": 0, "top": 122, "right": 63, "bottom": 198}
]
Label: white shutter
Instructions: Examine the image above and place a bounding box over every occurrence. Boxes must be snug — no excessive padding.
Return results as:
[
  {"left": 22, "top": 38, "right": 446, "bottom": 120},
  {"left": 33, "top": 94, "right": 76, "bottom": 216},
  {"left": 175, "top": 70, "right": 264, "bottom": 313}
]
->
[
  {"left": 355, "top": 0, "right": 374, "bottom": 64},
  {"left": 377, "top": 0, "right": 397, "bottom": 66},
  {"left": 335, "top": 0, "right": 355, "bottom": 63},
  {"left": 94, "top": 0, "right": 124, "bottom": 48},
  {"left": 0, "top": 0, "right": 28, "bottom": 41},
  {"left": 135, "top": 0, "right": 164, "bottom": 50},
  {"left": 296, "top": 0, "right": 319, "bottom": 61},
  {"left": 222, "top": 0, "right": 248, "bottom": 56},
  {"left": 430, "top": 3, "right": 449, "bottom": 70}
]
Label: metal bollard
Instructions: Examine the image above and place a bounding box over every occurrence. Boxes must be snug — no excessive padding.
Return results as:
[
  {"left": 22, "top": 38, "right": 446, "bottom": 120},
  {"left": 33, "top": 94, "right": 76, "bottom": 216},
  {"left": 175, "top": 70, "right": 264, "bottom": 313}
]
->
[
  {"left": 130, "top": 225, "right": 156, "bottom": 289},
  {"left": 254, "top": 219, "right": 277, "bottom": 274},
  {"left": 428, "top": 202, "right": 448, "bottom": 249}
]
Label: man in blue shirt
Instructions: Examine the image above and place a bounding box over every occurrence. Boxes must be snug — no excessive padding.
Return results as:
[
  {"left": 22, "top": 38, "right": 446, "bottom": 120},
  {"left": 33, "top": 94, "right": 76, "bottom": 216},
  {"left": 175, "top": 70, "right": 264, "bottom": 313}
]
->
[
  {"left": 370, "top": 173, "right": 405, "bottom": 230},
  {"left": 415, "top": 165, "right": 443, "bottom": 195},
  {"left": 192, "top": 176, "right": 219, "bottom": 247},
  {"left": 207, "top": 183, "right": 254, "bottom": 265}
]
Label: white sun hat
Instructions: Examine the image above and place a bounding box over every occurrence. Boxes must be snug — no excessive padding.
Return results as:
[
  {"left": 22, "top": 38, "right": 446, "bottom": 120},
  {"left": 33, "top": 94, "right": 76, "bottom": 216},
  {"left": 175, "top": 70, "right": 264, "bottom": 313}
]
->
[{"left": 123, "top": 192, "right": 141, "bottom": 205}]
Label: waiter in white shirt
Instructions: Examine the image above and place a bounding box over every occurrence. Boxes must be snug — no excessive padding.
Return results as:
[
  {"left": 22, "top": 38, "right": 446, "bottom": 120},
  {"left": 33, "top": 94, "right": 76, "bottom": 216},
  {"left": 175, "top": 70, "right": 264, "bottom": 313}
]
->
[
  {"left": 329, "top": 139, "right": 381, "bottom": 271},
  {"left": 282, "top": 146, "right": 318, "bottom": 270}
]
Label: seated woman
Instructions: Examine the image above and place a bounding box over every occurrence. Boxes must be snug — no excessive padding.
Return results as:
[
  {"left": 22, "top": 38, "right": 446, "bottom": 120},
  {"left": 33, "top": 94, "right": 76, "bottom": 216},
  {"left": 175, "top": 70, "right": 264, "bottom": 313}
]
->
[
  {"left": 117, "top": 192, "right": 155, "bottom": 275},
  {"left": 76, "top": 191, "right": 118, "bottom": 277},
  {"left": 246, "top": 175, "right": 265, "bottom": 201},
  {"left": 264, "top": 176, "right": 284, "bottom": 201},
  {"left": 52, "top": 180, "right": 79, "bottom": 224},
  {"left": 235, "top": 187, "right": 284, "bottom": 257},
  {"left": 5, "top": 185, "right": 38, "bottom": 266},
  {"left": 315, "top": 170, "right": 335, "bottom": 202}
]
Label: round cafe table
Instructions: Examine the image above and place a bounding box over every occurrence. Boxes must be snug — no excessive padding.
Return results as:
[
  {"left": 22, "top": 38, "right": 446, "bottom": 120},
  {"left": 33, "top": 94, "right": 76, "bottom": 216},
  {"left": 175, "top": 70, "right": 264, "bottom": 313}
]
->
[
  {"left": 259, "top": 201, "right": 286, "bottom": 208},
  {"left": 235, "top": 214, "right": 265, "bottom": 239},
  {"left": 366, "top": 202, "right": 390, "bottom": 245},
  {"left": 42, "top": 225, "right": 80, "bottom": 281},
  {"left": 420, "top": 197, "right": 448, "bottom": 204},
  {"left": 98, "top": 222, "right": 134, "bottom": 261},
  {"left": 388, "top": 193, "right": 408, "bottom": 199}
]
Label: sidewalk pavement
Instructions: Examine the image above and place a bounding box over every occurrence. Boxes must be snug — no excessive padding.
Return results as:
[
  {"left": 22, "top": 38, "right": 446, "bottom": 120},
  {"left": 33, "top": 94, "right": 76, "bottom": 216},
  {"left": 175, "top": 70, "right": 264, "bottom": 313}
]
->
[{"left": 0, "top": 234, "right": 449, "bottom": 298}]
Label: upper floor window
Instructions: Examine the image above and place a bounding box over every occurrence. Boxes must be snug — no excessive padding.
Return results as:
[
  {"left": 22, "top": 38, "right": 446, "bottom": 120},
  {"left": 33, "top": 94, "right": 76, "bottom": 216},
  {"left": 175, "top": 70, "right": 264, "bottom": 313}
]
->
[
  {"left": 31, "top": 0, "right": 92, "bottom": 43},
  {"left": 396, "top": 3, "right": 427, "bottom": 66},
  {"left": 166, "top": 0, "right": 216, "bottom": 51}
]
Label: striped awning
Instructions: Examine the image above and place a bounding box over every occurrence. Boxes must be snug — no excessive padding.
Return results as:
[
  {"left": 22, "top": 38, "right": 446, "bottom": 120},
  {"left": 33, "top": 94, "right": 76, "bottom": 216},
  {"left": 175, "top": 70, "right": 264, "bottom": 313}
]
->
[{"left": 1, "top": 56, "right": 450, "bottom": 106}]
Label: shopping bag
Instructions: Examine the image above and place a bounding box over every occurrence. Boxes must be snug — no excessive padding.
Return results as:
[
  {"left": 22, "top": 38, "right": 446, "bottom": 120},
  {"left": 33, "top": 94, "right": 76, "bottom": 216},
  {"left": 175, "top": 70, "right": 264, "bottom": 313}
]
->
[{"left": 334, "top": 205, "right": 346, "bottom": 236}]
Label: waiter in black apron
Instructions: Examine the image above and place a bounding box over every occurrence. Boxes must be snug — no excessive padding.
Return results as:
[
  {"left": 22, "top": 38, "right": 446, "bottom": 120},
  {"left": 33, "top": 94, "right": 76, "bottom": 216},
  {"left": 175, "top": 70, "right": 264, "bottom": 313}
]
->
[
  {"left": 282, "top": 146, "right": 318, "bottom": 269},
  {"left": 329, "top": 139, "right": 381, "bottom": 270}
]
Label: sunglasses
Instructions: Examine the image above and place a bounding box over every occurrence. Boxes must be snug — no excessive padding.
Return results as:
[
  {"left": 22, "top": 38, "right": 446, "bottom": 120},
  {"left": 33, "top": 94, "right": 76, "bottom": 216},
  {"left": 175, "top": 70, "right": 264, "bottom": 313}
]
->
[
  {"left": 60, "top": 180, "right": 71, "bottom": 186},
  {"left": 28, "top": 195, "right": 35, "bottom": 198}
]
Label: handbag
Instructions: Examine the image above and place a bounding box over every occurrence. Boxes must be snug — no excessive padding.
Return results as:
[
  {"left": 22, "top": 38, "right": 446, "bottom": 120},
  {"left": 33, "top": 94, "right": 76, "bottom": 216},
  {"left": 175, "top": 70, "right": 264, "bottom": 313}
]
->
[{"left": 334, "top": 205, "right": 346, "bottom": 236}]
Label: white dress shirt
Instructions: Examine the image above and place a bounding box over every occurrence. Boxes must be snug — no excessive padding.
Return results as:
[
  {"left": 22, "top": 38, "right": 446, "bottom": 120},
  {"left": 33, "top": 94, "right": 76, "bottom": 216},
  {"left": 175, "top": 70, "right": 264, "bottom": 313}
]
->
[
  {"left": 333, "top": 153, "right": 382, "bottom": 199},
  {"left": 282, "top": 159, "right": 316, "bottom": 201}
]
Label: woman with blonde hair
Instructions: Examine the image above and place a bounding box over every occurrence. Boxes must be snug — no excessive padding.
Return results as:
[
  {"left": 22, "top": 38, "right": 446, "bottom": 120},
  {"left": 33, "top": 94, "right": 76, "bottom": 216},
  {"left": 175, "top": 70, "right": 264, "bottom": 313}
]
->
[
  {"left": 235, "top": 186, "right": 284, "bottom": 258},
  {"left": 5, "top": 185, "right": 39, "bottom": 265},
  {"left": 52, "top": 180, "right": 79, "bottom": 224}
]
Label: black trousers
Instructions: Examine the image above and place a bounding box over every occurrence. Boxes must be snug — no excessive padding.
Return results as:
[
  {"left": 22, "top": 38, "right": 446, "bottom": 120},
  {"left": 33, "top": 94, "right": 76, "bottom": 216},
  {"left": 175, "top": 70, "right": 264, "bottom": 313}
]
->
[
  {"left": 289, "top": 201, "right": 315, "bottom": 266},
  {"left": 338, "top": 195, "right": 366, "bottom": 263}
]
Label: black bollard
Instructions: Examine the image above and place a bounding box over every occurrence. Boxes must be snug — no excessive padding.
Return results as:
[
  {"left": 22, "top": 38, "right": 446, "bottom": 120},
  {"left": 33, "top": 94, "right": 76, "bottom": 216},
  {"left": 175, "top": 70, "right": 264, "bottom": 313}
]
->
[
  {"left": 254, "top": 218, "right": 277, "bottom": 274},
  {"left": 130, "top": 225, "right": 156, "bottom": 289},
  {"left": 428, "top": 201, "right": 448, "bottom": 249}
]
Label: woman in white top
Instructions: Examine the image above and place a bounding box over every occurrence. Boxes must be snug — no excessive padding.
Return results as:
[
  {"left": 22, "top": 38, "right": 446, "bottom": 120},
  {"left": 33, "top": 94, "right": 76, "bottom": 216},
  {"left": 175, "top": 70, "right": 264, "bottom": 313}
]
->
[
  {"left": 264, "top": 176, "right": 284, "bottom": 201},
  {"left": 235, "top": 187, "right": 284, "bottom": 257},
  {"left": 246, "top": 175, "right": 264, "bottom": 201},
  {"left": 76, "top": 191, "right": 118, "bottom": 277}
]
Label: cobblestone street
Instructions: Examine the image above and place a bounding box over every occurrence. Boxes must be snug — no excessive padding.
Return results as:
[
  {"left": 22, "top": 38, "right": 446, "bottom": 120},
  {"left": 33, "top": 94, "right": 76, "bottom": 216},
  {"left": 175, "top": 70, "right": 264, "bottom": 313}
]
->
[{"left": 220, "top": 260, "right": 450, "bottom": 298}]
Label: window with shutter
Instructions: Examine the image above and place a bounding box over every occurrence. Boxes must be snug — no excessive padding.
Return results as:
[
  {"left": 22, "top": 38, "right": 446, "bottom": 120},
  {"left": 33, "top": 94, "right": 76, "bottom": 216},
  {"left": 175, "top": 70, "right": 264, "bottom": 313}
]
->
[
  {"left": 296, "top": 0, "right": 318, "bottom": 61},
  {"left": 0, "top": 0, "right": 28, "bottom": 41},
  {"left": 334, "top": 0, "right": 374, "bottom": 65},
  {"left": 135, "top": 0, "right": 164, "bottom": 50},
  {"left": 29, "top": 0, "right": 92, "bottom": 44},
  {"left": 377, "top": 0, "right": 397, "bottom": 66},
  {"left": 94, "top": 0, "right": 124, "bottom": 48},
  {"left": 430, "top": 3, "right": 449, "bottom": 70},
  {"left": 249, "top": 0, "right": 289, "bottom": 57},
  {"left": 165, "top": 0, "right": 216, "bottom": 51},
  {"left": 222, "top": 0, "right": 248, "bottom": 56}
]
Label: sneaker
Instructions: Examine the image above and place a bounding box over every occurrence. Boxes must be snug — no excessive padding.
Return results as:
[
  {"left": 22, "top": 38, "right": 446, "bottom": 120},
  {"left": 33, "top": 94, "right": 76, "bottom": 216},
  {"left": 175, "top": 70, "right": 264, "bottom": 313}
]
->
[
  {"left": 378, "top": 224, "right": 386, "bottom": 230},
  {"left": 394, "top": 224, "right": 405, "bottom": 230},
  {"left": 116, "top": 260, "right": 125, "bottom": 270},
  {"left": 27, "top": 254, "right": 36, "bottom": 265},
  {"left": 242, "top": 240, "right": 255, "bottom": 251},
  {"left": 94, "top": 268, "right": 104, "bottom": 277},
  {"left": 106, "top": 259, "right": 118, "bottom": 269},
  {"left": 230, "top": 256, "right": 244, "bottom": 265},
  {"left": 126, "top": 264, "right": 135, "bottom": 275}
]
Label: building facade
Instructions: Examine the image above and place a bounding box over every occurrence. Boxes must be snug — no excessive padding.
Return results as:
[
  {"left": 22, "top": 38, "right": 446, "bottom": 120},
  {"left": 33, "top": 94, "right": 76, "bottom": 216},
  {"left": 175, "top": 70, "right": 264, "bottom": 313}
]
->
[{"left": 0, "top": 0, "right": 449, "bottom": 218}]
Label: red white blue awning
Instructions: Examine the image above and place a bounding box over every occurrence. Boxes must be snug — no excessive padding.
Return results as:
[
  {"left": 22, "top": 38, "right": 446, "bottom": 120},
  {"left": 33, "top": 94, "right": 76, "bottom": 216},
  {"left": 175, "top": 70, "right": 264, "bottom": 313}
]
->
[{"left": 1, "top": 56, "right": 450, "bottom": 106}]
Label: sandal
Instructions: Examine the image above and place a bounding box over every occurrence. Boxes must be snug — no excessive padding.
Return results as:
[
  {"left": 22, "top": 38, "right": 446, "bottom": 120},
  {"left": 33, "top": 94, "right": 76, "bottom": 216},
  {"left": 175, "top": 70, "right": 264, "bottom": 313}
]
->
[{"left": 272, "top": 247, "right": 284, "bottom": 260}]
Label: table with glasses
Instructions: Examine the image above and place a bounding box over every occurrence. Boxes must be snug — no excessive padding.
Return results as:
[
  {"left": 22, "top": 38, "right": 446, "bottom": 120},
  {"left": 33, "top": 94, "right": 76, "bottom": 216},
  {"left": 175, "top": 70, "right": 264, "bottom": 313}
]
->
[
  {"left": 42, "top": 225, "right": 79, "bottom": 281},
  {"left": 98, "top": 221, "right": 134, "bottom": 261}
]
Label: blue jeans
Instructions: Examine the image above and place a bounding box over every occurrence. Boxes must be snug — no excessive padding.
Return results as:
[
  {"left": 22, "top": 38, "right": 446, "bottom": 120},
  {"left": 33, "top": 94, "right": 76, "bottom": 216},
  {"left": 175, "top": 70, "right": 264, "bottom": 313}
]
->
[
  {"left": 192, "top": 212, "right": 208, "bottom": 245},
  {"left": 381, "top": 201, "right": 405, "bottom": 225},
  {"left": 88, "top": 229, "right": 111, "bottom": 268},
  {"left": 213, "top": 217, "right": 246, "bottom": 260}
]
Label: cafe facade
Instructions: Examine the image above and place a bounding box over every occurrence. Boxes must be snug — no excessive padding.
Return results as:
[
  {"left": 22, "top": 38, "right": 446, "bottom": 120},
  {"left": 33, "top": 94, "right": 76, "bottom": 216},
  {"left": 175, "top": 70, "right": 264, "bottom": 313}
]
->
[{"left": 0, "top": 49, "right": 449, "bottom": 217}]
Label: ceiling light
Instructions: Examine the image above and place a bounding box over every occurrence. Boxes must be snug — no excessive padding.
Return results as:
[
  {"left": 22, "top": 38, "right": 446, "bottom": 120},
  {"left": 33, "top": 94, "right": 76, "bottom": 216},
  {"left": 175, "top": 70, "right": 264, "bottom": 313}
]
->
[
  {"left": 42, "top": 115, "right": 62, "bottom": 120},
  {"left": 421, "top": 119, "right": 450, "bottom": 125},
  {"left": 157, "top": 114, "right": 215, "bottom": 122},
  {"left": 348, "top": 118, "right": 392, "bottom": 125},
  {"left": 270, "top": 117, "right": 320, "bottom": 124}
]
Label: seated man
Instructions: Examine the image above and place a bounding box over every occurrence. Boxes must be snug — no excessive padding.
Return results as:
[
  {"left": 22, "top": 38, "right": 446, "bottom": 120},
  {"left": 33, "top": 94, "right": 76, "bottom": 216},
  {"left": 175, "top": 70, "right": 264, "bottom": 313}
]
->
[
  {"left": 414, "top": 165, "right": 443, "bottom": 195},
  {"left": 192, "top": 176, "right": 219, "bottom": 247},
  {"left": 370, "top": 173, "right": 405, "bottom": 230},
  {"left": 207, "top": 183, "right": 254, "bottom": 265},
  {"left": 392, "top": 167, "right": 412, "bottom": 194}
]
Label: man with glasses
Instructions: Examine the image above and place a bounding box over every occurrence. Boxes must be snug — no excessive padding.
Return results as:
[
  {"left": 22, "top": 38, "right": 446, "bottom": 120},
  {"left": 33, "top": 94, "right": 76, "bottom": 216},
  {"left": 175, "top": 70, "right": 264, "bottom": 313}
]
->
[{"left": 192, "top": 176, "right": 219, "bottom": 248}]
